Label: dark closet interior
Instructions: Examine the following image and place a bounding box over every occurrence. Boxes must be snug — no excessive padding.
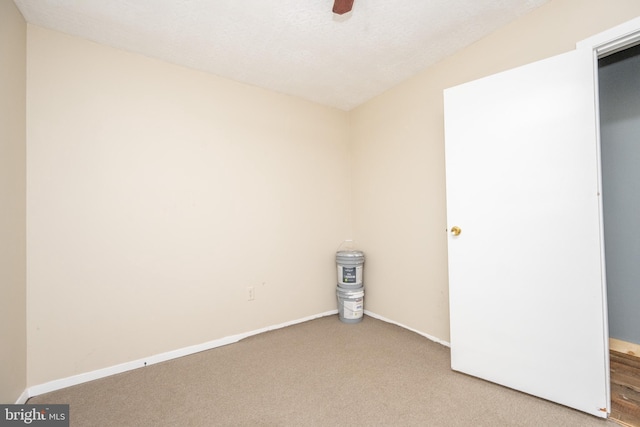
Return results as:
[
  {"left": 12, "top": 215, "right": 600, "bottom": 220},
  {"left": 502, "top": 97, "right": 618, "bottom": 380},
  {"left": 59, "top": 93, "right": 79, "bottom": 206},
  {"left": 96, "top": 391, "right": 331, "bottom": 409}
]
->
[{"left": 599, "top": 42, "right": 640, "bottom": 427}]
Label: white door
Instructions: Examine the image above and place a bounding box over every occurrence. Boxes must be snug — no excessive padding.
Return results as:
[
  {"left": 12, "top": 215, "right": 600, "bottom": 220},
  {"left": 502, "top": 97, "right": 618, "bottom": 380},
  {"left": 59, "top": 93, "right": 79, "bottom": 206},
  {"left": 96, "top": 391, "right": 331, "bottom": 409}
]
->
[{"left": 444, "top": 47, "right": 609, "bottom": 417}]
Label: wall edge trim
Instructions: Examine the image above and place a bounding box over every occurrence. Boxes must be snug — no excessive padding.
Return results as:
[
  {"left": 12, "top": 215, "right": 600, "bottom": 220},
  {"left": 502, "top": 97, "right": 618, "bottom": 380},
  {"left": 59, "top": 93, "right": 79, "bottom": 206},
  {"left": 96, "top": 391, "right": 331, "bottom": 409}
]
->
[
  {"left": 15, "top": 390, "right": 29, "bottom": 404},
  {"left": 364, "top": 310, "right": 451, "bottom": 348},
  {"left": 25, "top": 310, "right": 338, "bottom": 399}
]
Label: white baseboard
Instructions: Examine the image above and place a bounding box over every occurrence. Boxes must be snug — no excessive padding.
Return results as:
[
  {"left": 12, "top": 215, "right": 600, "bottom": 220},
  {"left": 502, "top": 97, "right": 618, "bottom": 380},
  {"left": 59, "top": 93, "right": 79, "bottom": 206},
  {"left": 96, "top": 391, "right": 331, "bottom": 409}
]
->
[
  {"left": 15, "top": 389, "right": 29, "bottom": 404},
  {"left": 21, "top": 309, "right": 449, "bottom": 401},
  {"left": 364, "top": 310, "right": 451, "bottom": 348},
  {"left": 24, "top": 310, "right": 338, "bottom": 400}
]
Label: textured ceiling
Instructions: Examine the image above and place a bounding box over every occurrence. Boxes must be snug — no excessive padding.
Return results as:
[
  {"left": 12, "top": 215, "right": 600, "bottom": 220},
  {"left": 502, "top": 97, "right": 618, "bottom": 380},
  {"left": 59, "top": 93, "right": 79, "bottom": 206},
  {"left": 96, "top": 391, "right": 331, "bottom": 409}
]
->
[{"left": 13, "top": 0, "right": 549, "bottom": 110}]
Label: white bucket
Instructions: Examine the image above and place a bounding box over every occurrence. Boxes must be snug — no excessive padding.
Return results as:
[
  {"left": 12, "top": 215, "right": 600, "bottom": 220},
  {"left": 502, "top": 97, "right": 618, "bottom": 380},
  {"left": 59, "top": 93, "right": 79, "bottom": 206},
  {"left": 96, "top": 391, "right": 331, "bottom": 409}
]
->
[
  {"left": 336, "top": 286, "right": 364, "bottom": 323},
  {"left": 336, "top": 250, "right": 364, "bottom": 288}
]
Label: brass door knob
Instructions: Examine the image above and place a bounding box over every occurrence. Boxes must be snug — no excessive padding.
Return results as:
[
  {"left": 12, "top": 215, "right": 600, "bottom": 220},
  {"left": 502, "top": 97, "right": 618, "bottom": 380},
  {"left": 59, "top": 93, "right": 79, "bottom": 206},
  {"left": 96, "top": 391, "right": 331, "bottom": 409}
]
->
[{"left": 451, "top": 226, "right": 461, "bottom": 236}]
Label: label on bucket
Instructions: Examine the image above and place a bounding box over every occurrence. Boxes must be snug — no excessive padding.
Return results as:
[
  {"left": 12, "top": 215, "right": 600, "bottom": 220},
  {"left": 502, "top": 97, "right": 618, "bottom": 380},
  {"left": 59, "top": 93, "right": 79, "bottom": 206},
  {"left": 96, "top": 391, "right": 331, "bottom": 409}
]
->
[
  {"left": 338, "top": 265, "right": 363, "bottom": 285},
  {"left": 342, "top": 267, "right": 356, "bottom": 283},
  {"left": 344, "top": 297, "right": 363, "bottom": 319}
]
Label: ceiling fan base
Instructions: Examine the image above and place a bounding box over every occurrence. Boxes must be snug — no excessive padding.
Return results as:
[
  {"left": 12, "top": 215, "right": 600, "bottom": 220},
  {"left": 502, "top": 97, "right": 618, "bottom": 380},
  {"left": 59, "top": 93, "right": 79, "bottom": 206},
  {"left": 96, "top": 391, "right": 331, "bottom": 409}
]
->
[{"left": 333, "top": 0, "right": 354, "bottom": 15}]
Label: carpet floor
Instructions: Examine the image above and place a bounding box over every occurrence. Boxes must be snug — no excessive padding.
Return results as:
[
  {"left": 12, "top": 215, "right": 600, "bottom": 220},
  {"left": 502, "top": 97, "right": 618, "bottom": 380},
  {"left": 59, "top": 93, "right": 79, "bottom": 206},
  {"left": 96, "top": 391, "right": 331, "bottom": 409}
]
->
[{"left": 29, "top": 315, "right": 616, "bottom": 426}]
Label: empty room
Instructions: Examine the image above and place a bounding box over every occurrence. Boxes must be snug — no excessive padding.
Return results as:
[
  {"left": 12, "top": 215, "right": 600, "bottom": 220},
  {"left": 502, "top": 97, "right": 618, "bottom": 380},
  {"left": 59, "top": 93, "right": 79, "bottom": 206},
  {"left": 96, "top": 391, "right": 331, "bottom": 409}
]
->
[{"left": 2, "top": 0, "right": 640, "bottom": 425}]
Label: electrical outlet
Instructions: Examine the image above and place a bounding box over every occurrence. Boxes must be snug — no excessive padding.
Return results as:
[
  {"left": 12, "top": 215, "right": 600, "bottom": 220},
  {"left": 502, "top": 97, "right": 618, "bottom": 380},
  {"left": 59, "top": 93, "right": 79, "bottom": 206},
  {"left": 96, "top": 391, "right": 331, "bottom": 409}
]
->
[{"left": 248, "top": 286, "right": 255, "bottom": 301}]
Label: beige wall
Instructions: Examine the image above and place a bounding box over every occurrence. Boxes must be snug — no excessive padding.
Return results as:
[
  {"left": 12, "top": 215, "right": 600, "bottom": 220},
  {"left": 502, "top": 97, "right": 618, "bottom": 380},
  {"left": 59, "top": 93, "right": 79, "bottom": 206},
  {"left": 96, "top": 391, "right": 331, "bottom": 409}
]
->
[
  {"left": 351, "top": 0, "right": 640, "bottom": 342},
  {"left": 0, "top": 0, "right": 27, "bottom": 403},
  {"left": 26, "top": 26, "right": 351, "bottom": 386}
]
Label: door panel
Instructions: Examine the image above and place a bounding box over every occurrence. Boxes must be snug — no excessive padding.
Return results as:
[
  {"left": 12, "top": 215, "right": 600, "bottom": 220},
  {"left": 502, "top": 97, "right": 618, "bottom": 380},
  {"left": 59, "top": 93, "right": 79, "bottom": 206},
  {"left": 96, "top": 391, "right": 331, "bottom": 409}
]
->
[{"left": 444, "top": 48, "right": 609, "bottom": 417}]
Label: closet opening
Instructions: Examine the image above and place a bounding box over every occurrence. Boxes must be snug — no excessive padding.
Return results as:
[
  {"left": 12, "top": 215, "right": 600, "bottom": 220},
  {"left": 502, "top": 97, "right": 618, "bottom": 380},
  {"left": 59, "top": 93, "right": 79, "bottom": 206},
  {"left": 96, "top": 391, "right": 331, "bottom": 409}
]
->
[{"left": 598, "top": 42, "right": 640, "bottom": 427}]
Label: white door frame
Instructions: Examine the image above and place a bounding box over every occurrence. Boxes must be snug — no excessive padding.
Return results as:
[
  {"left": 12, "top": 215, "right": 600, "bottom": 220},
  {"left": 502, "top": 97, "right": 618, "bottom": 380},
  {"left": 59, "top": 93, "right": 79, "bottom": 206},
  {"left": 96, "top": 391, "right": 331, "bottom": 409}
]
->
[
  {"left": 578, "top": 17, "right": 640, "bottom": 57},
  {"left": 577, "top": 15, "right": 640, "bottom": 413}
]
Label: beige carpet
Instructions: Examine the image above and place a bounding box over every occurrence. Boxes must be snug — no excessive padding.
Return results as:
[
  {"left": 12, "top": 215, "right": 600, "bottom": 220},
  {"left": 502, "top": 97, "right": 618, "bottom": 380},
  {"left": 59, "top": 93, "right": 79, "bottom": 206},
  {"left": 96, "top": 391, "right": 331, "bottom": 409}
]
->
[{"left": 29, "top": 315, "right": 615, "bottom": 426}]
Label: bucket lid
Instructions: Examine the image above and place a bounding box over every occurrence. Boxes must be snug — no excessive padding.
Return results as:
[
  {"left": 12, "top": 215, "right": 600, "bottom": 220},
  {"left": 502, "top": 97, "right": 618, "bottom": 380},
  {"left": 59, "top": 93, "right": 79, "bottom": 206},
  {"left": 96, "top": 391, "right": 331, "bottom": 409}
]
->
[{"left": 336, "top": 250, "right": 364, "bottom": 258}]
